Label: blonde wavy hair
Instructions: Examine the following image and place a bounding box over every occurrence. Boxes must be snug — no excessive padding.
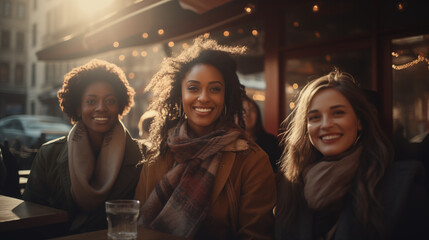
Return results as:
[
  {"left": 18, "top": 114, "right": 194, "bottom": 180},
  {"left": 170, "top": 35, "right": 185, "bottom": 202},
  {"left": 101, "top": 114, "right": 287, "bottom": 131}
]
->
[{"left": 276, "top": 69, "right": 392, "bottom": 237}]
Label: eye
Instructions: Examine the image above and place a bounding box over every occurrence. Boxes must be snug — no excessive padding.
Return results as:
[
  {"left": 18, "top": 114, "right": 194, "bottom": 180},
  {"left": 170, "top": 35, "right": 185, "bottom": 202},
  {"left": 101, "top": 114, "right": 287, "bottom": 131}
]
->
[
  {"left": 308, "top": 114, "right": 320, "bottom": 121},
  {"left": 187, "top": 85, "right": 198, "bottom": 92},
  {"left": 86, "top": 99, "right": 96, "bottom": 105},
  {"left": 333, "top": 110, "right": 345, "bottom": 116},
  {"left": 210, "top": 86, "right": 222, "bottom": 93},
  {"left": 105, "top": 98, "right": 117, "bottom": 105}
]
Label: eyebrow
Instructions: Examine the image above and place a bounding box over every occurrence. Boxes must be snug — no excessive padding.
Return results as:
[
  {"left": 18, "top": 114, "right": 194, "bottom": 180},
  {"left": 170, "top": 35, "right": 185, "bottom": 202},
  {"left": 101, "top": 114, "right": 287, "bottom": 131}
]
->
[
  {"left": 185, "top": 80, "right": 224, "bottom": 85},
  {"left": 307, "top": 104, "right": 346, "bottom": 114},
  {"left": 85, "top": 93, "right": 116, "bottom": 98}
]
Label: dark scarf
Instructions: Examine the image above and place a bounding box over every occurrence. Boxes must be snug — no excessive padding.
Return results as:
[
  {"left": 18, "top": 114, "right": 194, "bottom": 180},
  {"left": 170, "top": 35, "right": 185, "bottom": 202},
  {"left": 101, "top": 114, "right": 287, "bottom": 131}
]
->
[{"left": 140, "top": 120, "right": 246, "bottom": 238}]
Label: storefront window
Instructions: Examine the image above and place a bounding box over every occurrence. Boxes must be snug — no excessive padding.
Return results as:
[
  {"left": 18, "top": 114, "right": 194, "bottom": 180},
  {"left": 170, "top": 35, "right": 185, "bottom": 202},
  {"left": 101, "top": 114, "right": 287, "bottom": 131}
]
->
[
  {"left": 392, "top": 34, "right": 429, "bottom": 161},
  {"left": 283, "top": 49, "right": 371, "bottom": 117},
  {"left": 281, "top": 0, "right": 370, "bottom": 47}
]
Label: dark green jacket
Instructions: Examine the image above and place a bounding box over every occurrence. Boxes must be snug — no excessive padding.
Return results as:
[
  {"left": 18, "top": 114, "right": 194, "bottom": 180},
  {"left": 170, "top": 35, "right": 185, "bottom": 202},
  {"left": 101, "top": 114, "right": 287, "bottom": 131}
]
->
[{"left": 23, "top": 130, "right": 142, "bottom": 235}]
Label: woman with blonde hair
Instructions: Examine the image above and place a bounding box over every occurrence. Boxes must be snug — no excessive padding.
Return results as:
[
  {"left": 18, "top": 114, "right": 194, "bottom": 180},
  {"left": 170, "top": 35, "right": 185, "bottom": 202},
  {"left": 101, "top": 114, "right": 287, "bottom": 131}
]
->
[
  {"left": 134, "top": 36, "right": 276, "bottom": 239},
  {"left": 275, "top": 69, "right": 428, "bottom": 239}
]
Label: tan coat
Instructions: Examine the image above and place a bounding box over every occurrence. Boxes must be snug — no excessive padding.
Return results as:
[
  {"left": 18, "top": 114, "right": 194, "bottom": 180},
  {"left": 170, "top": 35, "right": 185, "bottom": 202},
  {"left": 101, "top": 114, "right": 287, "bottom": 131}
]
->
[{"left": 134, "top": 143, "right": 276, "bottom": 239}]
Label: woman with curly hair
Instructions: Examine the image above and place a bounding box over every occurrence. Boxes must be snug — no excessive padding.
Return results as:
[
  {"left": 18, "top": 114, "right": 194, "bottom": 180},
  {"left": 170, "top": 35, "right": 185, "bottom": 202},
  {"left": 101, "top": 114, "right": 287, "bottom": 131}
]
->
[
  {"left": 275, "top": 69, "right": 429, "bottom": 239},
  {"left": 23, "top": 59, "right": 142, "bottom": 236},
  {"left": 134, "top": 36, "right": 276, "bottom": 239}
]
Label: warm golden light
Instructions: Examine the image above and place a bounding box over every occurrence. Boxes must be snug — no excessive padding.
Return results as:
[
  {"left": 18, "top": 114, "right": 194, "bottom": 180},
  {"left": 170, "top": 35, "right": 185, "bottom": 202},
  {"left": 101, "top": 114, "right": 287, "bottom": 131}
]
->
[
  {"left": 292, "top": 83, "right": 299, "bottom": 89},
  {"left": 287, "top": 86, "right": 294, "bottom": 94},
  {"left": 223, "top": 31, "right": 230, "bottom": 37},
  {"left": 253, "top": 94, "right": 265, "bottom": 102},
  {"left": 392, "top": 52, "right": 399, "bottom": 57},
  {"left": 119, "top": 54, "right": 125, "bottom": 61},
  {"left": 76, "top": 0, "right": 113, "bottom": 16},
  {"left": 158, "top": 29, "right": 164, "bottom": 35},
  {"left": 397, "top": 3, "right": 404, "bottom": 11},
  {"left": 152, "top": 46, "right": 159, "bottom": 52},
  {"left": 325, "top": 54, "right": 331, "bottom": 62},
  {"left": 244, "top": 4, "right": 255, "bottom": 14},
  {"left": 203, "top": 33, "right": 210, "bottom": 38},
  {"left": 290, "top": 102, "right": 295, "bottom": 109},
  {"left": 293, "top": 21, "right": 300, "bottom": 28},
  {"left": 132, "top": 50, "right": 139, "bottom": 57},
  {"left": 312, "top": 5, "right": 319, "bottom": 12},
  {"left": 141, "top": 51, "right": 147, "bottom": 57},
  {"left": 168, "top": 41, "right": 174, "bottom": 47},
  {"left": 252, "top": 29, "right": 258, "bottom": 36},
  {"left": 128, "top": 72, "right": 135, "bottom": 79},
  {"left": 142, "top": 32, "right": 149, "bottom": 39},
  {"left": 113, "top": 42, "right": 119, "bottom": 48}
]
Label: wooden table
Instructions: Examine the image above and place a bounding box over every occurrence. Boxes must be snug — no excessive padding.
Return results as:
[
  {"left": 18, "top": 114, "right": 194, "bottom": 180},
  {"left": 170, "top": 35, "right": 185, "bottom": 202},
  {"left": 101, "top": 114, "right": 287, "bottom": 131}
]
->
[
  {"left": 0, "top": 195, "right": 68, "bottom": 232},
  {"left": 51, "top": 228, "right": 187, "bottom": 240}
]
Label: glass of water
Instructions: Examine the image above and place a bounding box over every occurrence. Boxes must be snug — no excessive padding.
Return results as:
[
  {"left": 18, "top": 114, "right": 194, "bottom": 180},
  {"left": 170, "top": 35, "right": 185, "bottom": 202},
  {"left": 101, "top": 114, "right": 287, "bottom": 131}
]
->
[{"left": 106, "top": 199, "right": 140, "bottom": 240}]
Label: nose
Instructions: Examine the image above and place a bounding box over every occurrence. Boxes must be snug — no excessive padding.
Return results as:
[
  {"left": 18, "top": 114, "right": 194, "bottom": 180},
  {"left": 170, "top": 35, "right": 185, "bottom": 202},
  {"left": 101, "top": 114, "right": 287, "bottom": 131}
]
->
[
  {"left": 95, "top": 101, "right": 107, "bottom": 112},
  {"left": 321, "top": 115, "right": 333, "bottom": 129},
  {"left": 197, "top": 89, "right": 209, "bottom": 103}
]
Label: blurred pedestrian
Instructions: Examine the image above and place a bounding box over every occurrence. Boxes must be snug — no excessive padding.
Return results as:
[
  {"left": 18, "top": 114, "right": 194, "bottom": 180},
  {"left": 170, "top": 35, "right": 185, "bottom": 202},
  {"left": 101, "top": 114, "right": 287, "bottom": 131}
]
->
[{"left": 242, "top": 95, "right": 282, "bottom": 172}]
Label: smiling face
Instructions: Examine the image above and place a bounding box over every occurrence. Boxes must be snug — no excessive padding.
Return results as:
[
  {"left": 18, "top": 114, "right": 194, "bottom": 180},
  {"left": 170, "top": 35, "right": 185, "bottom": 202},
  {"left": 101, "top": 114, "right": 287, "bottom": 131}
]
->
[
  {"left": 181, "top": 63, "right": 225, "bottom": 137},
  {"left": 307, "top": 88, "right": 362, "bottom": 157},
  {"left": 78, "top": 81, "right": 119, "bottom": 139}
]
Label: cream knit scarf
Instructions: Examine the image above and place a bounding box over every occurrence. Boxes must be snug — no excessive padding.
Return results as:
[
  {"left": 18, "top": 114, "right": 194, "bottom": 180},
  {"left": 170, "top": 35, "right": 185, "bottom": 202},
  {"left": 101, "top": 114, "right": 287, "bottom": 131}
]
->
[{"left": 68, "top": 120, "right": 126, "bottom": 212}]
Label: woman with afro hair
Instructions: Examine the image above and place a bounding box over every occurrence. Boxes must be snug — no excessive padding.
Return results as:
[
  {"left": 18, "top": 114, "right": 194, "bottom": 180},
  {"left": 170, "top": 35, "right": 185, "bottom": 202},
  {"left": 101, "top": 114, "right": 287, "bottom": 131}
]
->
[{"left": 24, "top": 59, "right": 142, "bottom": 237}]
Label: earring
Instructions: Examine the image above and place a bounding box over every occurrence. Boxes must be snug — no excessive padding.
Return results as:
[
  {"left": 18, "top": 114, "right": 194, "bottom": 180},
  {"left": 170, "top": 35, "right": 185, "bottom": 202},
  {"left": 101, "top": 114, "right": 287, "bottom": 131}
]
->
[{"left": 354, "top": 131, "right": 361, "bottom": 145}]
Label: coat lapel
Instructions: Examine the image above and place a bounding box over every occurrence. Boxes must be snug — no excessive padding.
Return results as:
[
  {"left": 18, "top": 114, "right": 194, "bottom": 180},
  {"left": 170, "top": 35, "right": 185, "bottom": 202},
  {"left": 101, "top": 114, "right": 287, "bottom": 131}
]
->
[{"left": 210, "top": 151, "right": 235, "bottom": 205}]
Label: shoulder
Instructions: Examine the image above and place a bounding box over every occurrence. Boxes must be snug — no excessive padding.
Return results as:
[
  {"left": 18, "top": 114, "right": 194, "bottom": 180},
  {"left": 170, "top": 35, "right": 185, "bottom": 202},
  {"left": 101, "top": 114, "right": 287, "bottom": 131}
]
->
[
  {"left": 236, "top": 141, "right": 268, "bottom": 161},
  {"left": 383, "top": 160, "right": 426, "bottom": 187},
  {"left": 381, "top": 160, "right": 429, "bottom": 239},
  {"left": 38, "top": 136, "right": 67, "bottom": 154}
]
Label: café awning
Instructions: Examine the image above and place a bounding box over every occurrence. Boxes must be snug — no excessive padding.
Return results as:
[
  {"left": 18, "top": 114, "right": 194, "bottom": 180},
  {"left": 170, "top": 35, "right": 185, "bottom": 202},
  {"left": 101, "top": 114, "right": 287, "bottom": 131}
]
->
[{"left": 36, "top": 0, "right": 258, "bottom": 61}]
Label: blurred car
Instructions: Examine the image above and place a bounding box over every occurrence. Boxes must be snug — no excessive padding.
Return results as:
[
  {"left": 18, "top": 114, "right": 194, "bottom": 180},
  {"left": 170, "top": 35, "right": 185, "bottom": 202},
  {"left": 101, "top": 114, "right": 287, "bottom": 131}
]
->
[{"left": 0, "top": 115, "right": 71, "bottom": 148}]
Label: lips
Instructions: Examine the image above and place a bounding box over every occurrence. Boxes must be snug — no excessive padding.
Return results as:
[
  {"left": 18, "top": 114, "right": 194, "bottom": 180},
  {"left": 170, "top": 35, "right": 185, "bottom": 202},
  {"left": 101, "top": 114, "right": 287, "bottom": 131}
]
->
[
  {"left": 320, "top": 134, "right": 341, "bottom": 141},
  {"left": 93, "top": 116, "right": 109, "bottom": 122},
  {"left": 193, "top": 107, "right": 213, "bottom": 113}
]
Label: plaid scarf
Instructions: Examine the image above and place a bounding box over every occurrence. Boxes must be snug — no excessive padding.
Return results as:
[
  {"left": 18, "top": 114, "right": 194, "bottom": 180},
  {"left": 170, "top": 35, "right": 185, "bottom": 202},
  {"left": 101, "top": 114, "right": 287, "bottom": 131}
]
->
[{"left": 140, "top": 120, "right": 243, "bottom": 238}]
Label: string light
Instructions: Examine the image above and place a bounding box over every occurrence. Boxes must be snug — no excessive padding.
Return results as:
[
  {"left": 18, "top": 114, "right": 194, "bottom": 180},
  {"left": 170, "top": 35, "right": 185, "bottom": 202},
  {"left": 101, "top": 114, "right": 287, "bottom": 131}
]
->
[
  {"left": 113, "top": 42, "right": 119, "bottom": 48},
  {"left": 312, "top": 5, "right": 319, "bottom": 12},
  {"left": 244, "top": 4, "right": 255, "bottom": 14},
  {"left": 392, "top": 55, "right": 429, "bottom": 70},
  {"left": 142, "top": 33, "right": 149, "bottom": 39},
  {"left": 157, "top": 29, "right": 164, "bottom": 35}
]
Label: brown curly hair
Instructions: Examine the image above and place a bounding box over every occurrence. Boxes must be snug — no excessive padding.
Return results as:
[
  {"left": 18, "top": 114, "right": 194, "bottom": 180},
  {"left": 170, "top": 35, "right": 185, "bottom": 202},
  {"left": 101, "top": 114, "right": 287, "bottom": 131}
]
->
[
  {"left": 57, "top": 59, "right": 135, "bottom": 123},
  {"left": 144, "top": 36, "right": 247, "bottom": 162}
]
